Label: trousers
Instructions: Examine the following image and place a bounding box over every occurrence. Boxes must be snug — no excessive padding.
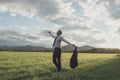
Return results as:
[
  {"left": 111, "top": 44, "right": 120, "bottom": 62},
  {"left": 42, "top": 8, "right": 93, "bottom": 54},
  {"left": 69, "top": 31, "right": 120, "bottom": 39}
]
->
[{"left": 53, "top": 48, "right": 61, "bottom": 71}]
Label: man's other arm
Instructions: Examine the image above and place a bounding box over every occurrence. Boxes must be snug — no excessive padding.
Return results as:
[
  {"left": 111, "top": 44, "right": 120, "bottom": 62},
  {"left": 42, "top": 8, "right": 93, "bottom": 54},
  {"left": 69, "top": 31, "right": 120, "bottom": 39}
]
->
[
  {"left": 61, "top": 37, "right": 74, "bottom": 46},
  {"left": 48, "top": 31, "right": 56, "bottom": 38}
]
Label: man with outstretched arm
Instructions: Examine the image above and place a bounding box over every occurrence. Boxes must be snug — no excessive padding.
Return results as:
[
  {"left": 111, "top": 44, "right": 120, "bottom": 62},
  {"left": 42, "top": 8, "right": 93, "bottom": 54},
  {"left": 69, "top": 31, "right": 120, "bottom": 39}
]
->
[{"left": 48, "top": 30, "right": 76, "bottom": 72}]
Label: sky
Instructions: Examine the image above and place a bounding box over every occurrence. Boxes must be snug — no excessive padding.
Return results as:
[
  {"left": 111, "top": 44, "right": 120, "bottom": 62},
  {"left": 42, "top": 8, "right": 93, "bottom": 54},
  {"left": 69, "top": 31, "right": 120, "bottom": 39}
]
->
[{"left": 0, "top": 0, "right": 120, "bottom": 48}]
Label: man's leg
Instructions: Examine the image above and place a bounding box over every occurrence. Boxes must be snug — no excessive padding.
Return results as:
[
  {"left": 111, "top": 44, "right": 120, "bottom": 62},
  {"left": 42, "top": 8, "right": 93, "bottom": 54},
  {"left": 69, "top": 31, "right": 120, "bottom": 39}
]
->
[
  {"left": 53, "top": 48, "right": 61, "bottom": 71},
  {"left": 57, "top": 48, "right": 61, "bottom": 71},
  {"left": 53, "top": 49, "right": 58, "bottom": 69}
]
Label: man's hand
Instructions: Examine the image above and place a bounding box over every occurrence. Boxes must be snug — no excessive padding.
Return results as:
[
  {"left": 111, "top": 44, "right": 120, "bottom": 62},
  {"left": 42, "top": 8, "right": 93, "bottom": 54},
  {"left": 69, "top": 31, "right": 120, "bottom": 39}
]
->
[{"left": 48, "top": 31, "right": 51, "bottom": 34}]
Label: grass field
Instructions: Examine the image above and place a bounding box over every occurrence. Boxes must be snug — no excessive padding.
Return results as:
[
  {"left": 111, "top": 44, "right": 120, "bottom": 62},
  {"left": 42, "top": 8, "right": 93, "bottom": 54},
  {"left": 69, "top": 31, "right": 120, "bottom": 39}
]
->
[{"left": 0, "top": 52, "right": 120, "bottom": 80}]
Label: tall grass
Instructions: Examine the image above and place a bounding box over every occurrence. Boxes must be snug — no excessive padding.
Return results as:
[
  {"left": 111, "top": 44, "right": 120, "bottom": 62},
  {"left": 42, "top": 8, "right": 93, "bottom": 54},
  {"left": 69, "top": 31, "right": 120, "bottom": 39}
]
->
[{"left": 0, "top": 51, "right": 120, "bottom": 80}]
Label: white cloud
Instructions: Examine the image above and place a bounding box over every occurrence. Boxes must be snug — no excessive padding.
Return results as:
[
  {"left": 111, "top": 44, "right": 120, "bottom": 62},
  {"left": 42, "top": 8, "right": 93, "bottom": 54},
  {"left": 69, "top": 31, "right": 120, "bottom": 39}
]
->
[
  {"left": 0, "top": 0, "right": 74, "bottom": 19},
  {"left": 0, "top": 0, "right": 107, "bottom": 47},
  {"left": 21, "top": 26, "right": 27, "bottom": 30},
  {"left": 105, "top": 0, "right": 120, "bottom": 19},
  {"left": 0, "top": 0, "right": 120, "bottom": 48},
  {"left": 10, "top": 13, "right": 17, "bottom": 17},
  {"left": 0, "top": 27, "right": 55, "bottom": 47}
]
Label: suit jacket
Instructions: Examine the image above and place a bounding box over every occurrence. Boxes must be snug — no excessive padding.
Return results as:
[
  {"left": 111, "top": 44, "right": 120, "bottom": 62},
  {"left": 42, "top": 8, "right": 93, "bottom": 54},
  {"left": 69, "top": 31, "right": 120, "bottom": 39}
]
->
[{"left": 70, "top": 47, "right": 78, "bottom": 68}]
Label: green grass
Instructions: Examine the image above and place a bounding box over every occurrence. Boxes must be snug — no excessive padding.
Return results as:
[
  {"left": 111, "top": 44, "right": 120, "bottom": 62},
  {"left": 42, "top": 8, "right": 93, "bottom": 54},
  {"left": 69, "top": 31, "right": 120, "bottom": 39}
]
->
[{"left": 0, "top": 51, "right": 120, "bottom": 80}]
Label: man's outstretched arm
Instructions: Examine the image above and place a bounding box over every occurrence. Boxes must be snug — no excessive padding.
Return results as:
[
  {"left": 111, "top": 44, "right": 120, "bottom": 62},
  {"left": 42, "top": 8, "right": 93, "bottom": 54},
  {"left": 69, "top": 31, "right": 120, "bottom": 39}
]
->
[
  {"left": 48, "top": 31, "right": 56, "bottom": 38},
  {"left": 61, "top": 37, "right": 76, "bottom": 47}
]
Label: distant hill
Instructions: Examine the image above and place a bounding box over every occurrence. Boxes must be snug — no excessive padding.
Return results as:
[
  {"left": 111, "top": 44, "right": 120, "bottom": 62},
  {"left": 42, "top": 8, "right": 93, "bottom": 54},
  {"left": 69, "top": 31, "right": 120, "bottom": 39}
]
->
[
  {"left": 0, "top": 45, "right": 94, "bottom": 52},
  {"left": 0, "top": 45, "right": 51, "bottom": 52},
  {"left": 0, "top": 45, "right": 120, "bottom": 53},
  {"left": 62, "top": 45, "right": 95, "bottom": 52}
]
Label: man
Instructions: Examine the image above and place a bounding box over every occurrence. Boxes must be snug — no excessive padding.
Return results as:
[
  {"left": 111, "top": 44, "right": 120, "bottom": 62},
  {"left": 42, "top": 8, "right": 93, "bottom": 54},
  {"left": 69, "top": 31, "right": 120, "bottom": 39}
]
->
[{"left": 48, "top": 30, "right": 76, "bottom": 72}]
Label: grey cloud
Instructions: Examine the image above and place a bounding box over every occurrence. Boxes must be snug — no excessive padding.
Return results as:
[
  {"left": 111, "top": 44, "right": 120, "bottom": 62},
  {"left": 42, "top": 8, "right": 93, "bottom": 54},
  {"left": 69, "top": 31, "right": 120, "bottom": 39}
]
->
[
  {"left": 51, "top": 16, "right": 100, "bottom": 34},
  {"left": 0, "top": 29, "right": 40, "bottom": 46},
  {"left": 94, "top": 0, "right": 120, "bottom": 19},
  {"left": 61, "top": 25, "right": 101, "bottom": 35},
  {"left": 0, "top": 38, "right": 34, "bottom": 46},
  {"left": 0, "top": 0, "right": 109, "bottom": 47},
  {"left": 105, "top": 0, "right": 120, "bottom": 19},
  {"left": 89, "top": 39, "right": 106, "bottom": 44},
  {"left": 0, "top": 0, "right": 63, "bottom": 18},
  {"left": 78, "top": 0, "right": 120, "bottom": 19},
  {"left": 0, "top": 29, "right": 38, "bottom": 40},
  {"left": 50, "top": 12, "right": 106, "bottom": 46},
  {"left": 60, "top": 27, "right": 106, "bottom": 46},
  {"left": 39, "top": 30, "right": 51, "bottom": 37},
  {"left": 65, "top": 33, "right": 106, "bottom": 44},
  {"left": 0, "top": 29, "right": 53, "bottom": 46},
  {"left": 51, "top": 17, "right": 80, "bottom": 26}
]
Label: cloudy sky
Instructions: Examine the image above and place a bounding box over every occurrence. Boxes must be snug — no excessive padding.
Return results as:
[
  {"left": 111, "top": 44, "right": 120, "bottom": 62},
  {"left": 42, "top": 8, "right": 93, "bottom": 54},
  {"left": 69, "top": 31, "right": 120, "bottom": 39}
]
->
[{"left": 0, "top": 0, "right": 120, "bottom": 48}]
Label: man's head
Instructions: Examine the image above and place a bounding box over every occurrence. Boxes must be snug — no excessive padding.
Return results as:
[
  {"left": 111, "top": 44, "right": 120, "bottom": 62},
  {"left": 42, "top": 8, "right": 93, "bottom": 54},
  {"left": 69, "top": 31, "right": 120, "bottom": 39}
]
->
[{"left": 57, "top": 30, "right": 62, "bottom": 36}]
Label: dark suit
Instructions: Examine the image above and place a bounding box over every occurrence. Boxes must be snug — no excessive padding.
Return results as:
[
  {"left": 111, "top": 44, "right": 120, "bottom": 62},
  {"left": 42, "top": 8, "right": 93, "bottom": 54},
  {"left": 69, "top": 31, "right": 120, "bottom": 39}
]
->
[{"left": 70, "top": 47, "right": 78, "bottom": 68}]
